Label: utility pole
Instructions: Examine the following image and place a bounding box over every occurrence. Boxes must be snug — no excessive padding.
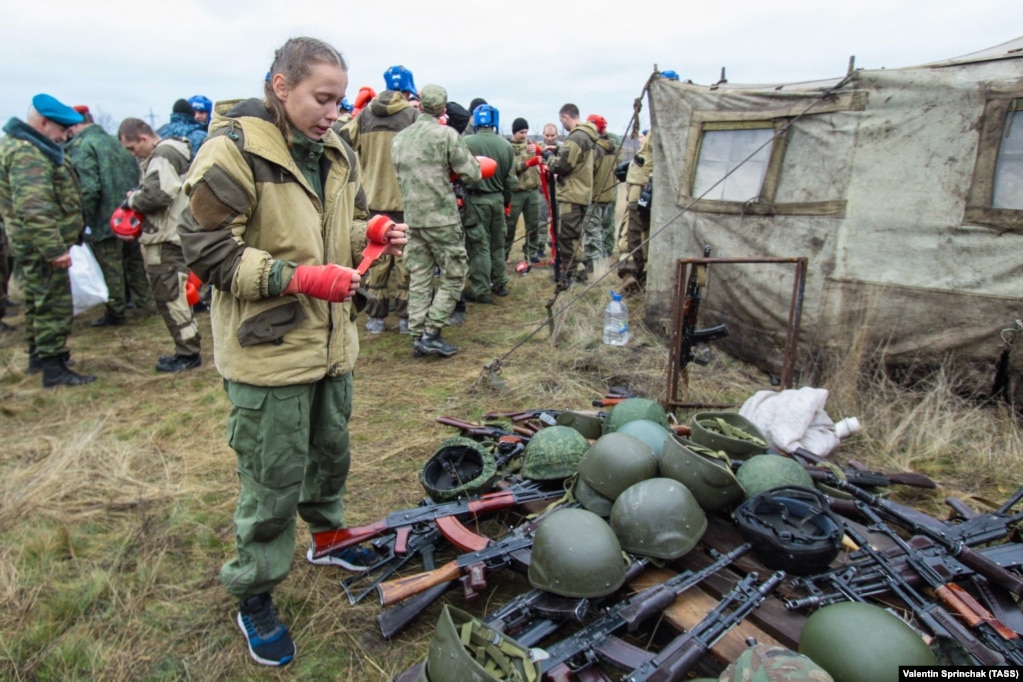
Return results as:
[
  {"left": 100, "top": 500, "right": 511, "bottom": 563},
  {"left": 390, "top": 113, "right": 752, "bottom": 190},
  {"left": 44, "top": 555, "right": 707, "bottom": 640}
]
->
[{"left": 146, "top": 108, "right": 158, "bottom": 129}]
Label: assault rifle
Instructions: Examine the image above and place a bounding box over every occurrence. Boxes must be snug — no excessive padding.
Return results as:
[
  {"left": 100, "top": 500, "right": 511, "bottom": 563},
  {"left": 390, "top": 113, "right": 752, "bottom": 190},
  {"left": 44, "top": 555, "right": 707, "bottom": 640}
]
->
[
  {"left": 310, "top": 478, "right": 563, "bottom": 558},
  {"left": 375, "top": 502, "right": 574, "bottom": 639},
  {"left": 338, "top": 524, "right": 444, "bottom": 605},
  {"left": 538, "top": 544, "right": 751, "bottom": 681},
  {"left": 785, "top": 538, "right": 1023, "bottom": 612},
  {"left": 829, "top": 478, "right": 1023, "bottom": 596},
  {"left": 679, "top": 246, "right": 729, "bottom": 383},
  {"left": 435, "top": 414, "right": 536, "bottom": 440},
  {"left": 845, "top": 512, "right": 1023, "bottom": 666},
  {"left": 622, "top": 571, "right": 786, "bottom": 682}
]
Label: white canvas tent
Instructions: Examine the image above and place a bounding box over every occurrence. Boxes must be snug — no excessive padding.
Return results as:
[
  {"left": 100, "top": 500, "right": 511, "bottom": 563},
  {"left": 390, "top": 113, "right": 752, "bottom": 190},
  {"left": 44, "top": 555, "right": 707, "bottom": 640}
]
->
[{"left": 643, "top": 37, "right": 1023, "bottom": 399}]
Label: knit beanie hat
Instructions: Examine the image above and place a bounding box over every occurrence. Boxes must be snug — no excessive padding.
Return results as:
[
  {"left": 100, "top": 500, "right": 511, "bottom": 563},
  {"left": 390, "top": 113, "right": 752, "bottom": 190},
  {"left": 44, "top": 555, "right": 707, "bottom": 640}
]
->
[
  {"left": 172, "top": 98, "right": 195, "bottom": 116},
  {"left": 512, "top": 117, "right": 528, "bottom": 134}
]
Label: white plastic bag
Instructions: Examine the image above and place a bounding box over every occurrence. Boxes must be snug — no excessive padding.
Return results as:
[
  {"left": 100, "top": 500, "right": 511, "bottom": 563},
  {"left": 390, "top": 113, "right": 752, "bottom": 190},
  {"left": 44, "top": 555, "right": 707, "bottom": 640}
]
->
[
  {"left": 739, "top": 387, "right": 841, "bottom": 457},
  {"left": 68, "top": 243, "right": 108, "bottom": 316}
]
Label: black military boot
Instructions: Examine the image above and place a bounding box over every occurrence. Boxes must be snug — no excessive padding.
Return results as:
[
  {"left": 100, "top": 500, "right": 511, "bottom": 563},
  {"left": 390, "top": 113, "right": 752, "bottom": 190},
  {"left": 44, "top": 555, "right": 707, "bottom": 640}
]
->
[
  {"left": 27, "top": 348, "right": 42, "bottom": 375},
  {"left": 41, "top": 356, "right": 95, "bottom": 389},
  {"left": 417, "top": 330, "right": 458, "bottom": 357}
]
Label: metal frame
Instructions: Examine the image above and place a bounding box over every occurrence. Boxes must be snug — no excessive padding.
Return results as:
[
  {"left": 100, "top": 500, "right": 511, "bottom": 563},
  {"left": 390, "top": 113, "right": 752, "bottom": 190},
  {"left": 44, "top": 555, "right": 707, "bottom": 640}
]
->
[{"left": 665, "top": 255, "right": 809, "bottom": 410}]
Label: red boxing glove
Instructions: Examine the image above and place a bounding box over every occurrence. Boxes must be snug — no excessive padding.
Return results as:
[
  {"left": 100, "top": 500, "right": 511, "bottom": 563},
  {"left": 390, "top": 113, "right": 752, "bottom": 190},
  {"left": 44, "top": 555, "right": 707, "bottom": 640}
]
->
[
  {"left": 504, "top": 204, "right": 511, "bottom": 217},
  {"left": 477, "top": 156, "right": 497, "bottom": 179},
  {"left": 524, "top": 156, "right": 542, "bottom": 168},
  {"left": 289, "top": 264, "right": 354, "bottom": 302}
]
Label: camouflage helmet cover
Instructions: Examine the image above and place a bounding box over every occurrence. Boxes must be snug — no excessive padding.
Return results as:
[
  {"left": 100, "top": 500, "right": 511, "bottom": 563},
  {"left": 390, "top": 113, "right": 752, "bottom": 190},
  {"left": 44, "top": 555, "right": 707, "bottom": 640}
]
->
[
  {"left": 719, "top": 643, "right": 834, "bottom": 682},
  {"left": 521, "top": 426, "right": 590, "bottom": 481},
  {"left": 419, "top": 437, "right": 498, "bottom": 502}
]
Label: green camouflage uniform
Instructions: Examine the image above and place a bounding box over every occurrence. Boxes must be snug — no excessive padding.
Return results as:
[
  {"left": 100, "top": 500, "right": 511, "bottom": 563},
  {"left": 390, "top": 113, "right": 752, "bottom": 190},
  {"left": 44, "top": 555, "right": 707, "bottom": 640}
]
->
[
  {"left": 506, "top": 139, "right": 542, "bottom": 262},
  {"left": 67, "top": 123, "right": 153, "bottom": 318},
  {"left": 392, "top": 113, "right": 481, "bottom": 336},
  {"left": 128, "top": 137, "right": 200, "bottom": 357},
  {"left": 583, "top": 132, "right": 618, "bottom": 262},
  {"left": 463, "top": 129, "right": 516, "bottom": 297},
  {"left": 548, "top": 121, "right": 598, "bottom": 286},
  {"left": 0, "top": 117, "right": 84, "bottom": 358},
  {"left": 338, "top": 91, "right": 417, "bottom": 323},
  {"left": 0, "top": 216, "right": 12, "bottom": 322},
  {"left": 602, "top": 132, "right": 621, "bottom": 255}
]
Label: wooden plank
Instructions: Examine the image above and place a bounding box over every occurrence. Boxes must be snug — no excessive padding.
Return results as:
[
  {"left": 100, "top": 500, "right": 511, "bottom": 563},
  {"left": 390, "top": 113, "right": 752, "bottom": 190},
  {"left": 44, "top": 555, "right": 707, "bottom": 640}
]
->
[{"left": 628, "top": 566, "right": 783, "bottom": 663}]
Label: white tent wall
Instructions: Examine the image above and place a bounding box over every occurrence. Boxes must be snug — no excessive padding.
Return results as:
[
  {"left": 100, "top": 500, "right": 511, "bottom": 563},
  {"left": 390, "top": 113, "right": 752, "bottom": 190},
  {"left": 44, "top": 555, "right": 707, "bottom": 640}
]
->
[{"left": 643, "top": 41, "right": 1023, "bottom": 395}]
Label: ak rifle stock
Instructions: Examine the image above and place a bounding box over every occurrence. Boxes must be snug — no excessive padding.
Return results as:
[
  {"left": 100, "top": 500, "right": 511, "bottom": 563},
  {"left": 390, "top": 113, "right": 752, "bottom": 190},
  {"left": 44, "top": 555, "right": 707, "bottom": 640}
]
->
[
  {"left": 787, "top": 446, "right": 937, "bottom": 489},
  {"left": 311, "top": 479, "right": 560, "bottom": 558},
  {"left": 376, "top": 502, "right": 570, "bottom": 608},
  {"left": 622, "top": 571, "right": 786, "bottom": 682},
  {"left": 436, "top": 415, "right": 535, "bottom": 440},
  {"left": 830, "top": 478, "right": 1023, "bottom": 597},
  {"left": 540, "top": 543, "right": 751, "bottom": 681}
]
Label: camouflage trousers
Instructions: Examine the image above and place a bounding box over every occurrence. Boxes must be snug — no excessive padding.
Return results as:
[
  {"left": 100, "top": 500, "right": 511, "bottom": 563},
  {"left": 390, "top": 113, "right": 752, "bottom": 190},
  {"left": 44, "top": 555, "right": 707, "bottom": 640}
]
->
[
  {"left": 504, "top": 189, "right": 540, "bottom": 263},
  {"left": 618, "top": 200, "right": 650, "bottom": 284},
  {"left": 582, "top": 202, "right": 613, "bottom": 263},
  {"left": 90, "top": 236, "right": 153, "bottom": 318},
  {"left": 17, "top": 249, "right": 73, "bottom": 357},
  {"left": 0, "top": 228, "right": 12, "bottom": 320},
  {"left": 465, "top": 193, "right": 507, "bottom": 297},
  {"left": 142, "top": 242, "right": 200, "bottom": 356},
  {"left": 405, "top": 224, "right": 468, "bottom": 336},
  {"left": 602, "top": 197, "right": 618, "bottom": 256},
  {"left": 363, "top": 210, "right": 408, "bottom": 320},
  {"left": 555, "top": 202, "right": 587, "bottom": 285},
  {"left": 220, "top": 373, "right": 353, "bottom": 599}
]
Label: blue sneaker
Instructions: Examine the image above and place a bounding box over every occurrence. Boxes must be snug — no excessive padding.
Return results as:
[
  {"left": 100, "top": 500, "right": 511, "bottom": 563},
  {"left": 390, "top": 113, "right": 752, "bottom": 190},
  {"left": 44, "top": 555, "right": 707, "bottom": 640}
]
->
[
  {"left": 306, "top": 542, "right": 378, "bottom": 572},
  {"left": 237, "top": 592, "right": 295, "bottom": 667}
]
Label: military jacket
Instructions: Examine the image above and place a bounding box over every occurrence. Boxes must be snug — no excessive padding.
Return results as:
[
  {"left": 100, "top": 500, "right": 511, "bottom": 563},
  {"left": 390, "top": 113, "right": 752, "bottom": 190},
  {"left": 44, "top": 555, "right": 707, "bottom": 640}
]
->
[
  {"left": 0, "top": 117, "right": 84, "bottom": 261},
  {"left": 510, "top": 140, "right": 541, "bottom": 192},
  {"left": 392, "top": 114, "right": 481, "bottom": 229},
  {"left": 463, "top": 129, "right": 517, "bottom": 205},
  {"left": 548, "top": 121, "right": 599, "bottom": 206},
  {"left": 67, "top": 123, "right": 141, "bottom": 241},
  {"left": 592, "top": 133, "right": 619, "bottom": 204},
  {"left": 128, "top": 137, "right": 191, "bottom": 247},
  {"left": 338, "top": 90, "right": 418, "bottom": 213},
  {"left": 181, "top": 98, "right": 369, "bottom": 384}
]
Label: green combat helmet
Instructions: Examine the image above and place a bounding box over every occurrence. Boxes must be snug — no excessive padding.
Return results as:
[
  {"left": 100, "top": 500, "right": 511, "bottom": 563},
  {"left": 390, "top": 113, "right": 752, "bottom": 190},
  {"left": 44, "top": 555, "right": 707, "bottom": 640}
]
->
[
  {"left": 689, "top": 411, "right": 768, "bottom": 457},
  {"left": 615, "top": 418, "right": 672, "bottom": 460},
  {"left": 419, "top": 604, "right": 540, "bottom": 682},
  {"left": 528, "top": 508, "right": 629, "bottom": 598},
  {"left": 521, "top": 426, "right": 590, "bottom": 481},
  {"left": 610, "top": 478, "right": 707, "bottom": 560},
  {"left": 419, "top": 437, "right": 498, "bottom": 502},
  {"left": 658, "top": 434, "right": 745, "bottom": 512},
  {"left": 578, "top": 432, "right": 658, "bottom": 501},
  {"left": 603, "top": 397, "right": 669, "bottom": 434},
  {"left": 572, "top": 476, "right": 614, "bottom": 517},
  {"left": 555, "top": 410, "right": 604, "bottom": 440},
  {"left": 735, "top": 454, "right": 814, "bottom": 499},
  {"left": 719, "top": 643, "right": 834, "bottom": 682},
  {"left": 798, "top": 602, "right": 937, "bottom": 682}
]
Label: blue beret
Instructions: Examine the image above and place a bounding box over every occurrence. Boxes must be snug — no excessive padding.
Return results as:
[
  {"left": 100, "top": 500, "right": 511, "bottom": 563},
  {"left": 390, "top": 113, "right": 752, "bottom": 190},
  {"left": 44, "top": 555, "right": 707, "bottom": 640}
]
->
[{"left": 32, "top": 93, "right": 84, "bottom": 127}]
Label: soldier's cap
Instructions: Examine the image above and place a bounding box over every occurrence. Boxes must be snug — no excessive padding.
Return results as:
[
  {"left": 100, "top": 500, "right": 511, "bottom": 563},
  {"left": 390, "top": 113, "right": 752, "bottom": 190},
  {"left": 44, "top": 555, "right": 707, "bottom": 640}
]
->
[
  {"left": 72, "top": 105, "right": 90, "bottom": 115},
  {"left": 419, "top": 84, "right": 447, "bottom": 116},
  {"left": 32, "top": 94, "right": 84, "bottom": 127}
]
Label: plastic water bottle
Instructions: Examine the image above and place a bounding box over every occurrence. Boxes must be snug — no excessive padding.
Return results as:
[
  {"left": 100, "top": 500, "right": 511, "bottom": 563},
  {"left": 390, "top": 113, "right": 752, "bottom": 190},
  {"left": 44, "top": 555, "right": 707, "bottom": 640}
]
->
[{"left": 603, "top": 291, "right": 630, "bottom": 346}]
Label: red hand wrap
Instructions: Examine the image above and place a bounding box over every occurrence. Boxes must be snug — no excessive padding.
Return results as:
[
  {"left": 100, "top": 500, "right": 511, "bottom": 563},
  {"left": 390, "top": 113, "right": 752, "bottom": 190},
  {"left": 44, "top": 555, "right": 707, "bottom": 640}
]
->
[
  {"left": 524, "top": 156, "right": 542, "bottom": 168},
  {"left": 291, "top": 264, "right": 354, "bottom": 302}
]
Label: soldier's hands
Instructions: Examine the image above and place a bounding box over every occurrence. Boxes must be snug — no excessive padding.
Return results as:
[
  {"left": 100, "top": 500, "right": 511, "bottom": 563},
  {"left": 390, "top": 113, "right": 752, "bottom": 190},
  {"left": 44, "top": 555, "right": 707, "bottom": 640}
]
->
[
  {"left": 384, "top": 222, "right": 408, "bottom": 257},
  {"left": 52, "top": 252, "right": 72, "bottom": 269},
  {"left": 285, "top": 264, "right": 360, "bottom": 302}
]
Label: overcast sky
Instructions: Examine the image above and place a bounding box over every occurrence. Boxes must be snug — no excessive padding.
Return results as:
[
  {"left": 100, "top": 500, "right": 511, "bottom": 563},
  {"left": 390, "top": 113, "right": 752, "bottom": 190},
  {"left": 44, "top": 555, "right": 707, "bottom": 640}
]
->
[{"left": 2, "top": 0, "right": 1021, "bottom": 139}]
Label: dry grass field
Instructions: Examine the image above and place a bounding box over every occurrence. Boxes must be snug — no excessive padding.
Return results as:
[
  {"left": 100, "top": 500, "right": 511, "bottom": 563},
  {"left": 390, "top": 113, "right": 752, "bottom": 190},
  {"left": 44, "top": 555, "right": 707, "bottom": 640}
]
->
[{"left": 1, "top": 252, "right": 1021, "bottom": 681}]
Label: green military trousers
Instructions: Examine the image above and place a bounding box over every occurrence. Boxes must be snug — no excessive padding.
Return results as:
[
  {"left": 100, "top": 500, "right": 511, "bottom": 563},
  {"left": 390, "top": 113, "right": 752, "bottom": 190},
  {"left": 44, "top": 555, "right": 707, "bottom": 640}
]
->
[{"left": 220, "top": 373, "right": 353, "bottom": 600}]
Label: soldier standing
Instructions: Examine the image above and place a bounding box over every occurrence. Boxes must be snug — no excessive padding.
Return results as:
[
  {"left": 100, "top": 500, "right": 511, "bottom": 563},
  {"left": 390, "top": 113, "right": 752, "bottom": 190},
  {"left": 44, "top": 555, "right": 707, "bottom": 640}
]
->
[
  {"left": 463, "top": 105, "right": 516, "bottom": 300},
  {"left": 117, "top": 118, "right": 202, "bottom": 372},
  {"left": 618, "top": 128, "right": 653, "bottom": 293},
  {"left": 392, "top": 84, "right": 481, "bottom": 358},
  {"left": 336, "top": 65, "right": 419, "bottom": 334},
  {"left": 548, "top": 103, "right": 598, "bottom": 290},
  {"left": 0, "top": 94, "right": 96, "bottom": 387},
  {"left": 582, "top": 113, "right": 618, "bottom": 267},
  {"left": 66, "top": 105, "right": 154, "bottom": 327},
  {"left": 505, "top": 117, "right": 544, "bottom": 263}
]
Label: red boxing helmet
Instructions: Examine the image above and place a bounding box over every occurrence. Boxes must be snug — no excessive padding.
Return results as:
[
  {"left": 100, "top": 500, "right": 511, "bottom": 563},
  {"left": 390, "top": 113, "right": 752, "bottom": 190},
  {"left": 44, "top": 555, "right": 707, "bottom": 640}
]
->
[
  {"left": 586, "top": 114, "right": 607, "bottom": 134},
  {"left": 110, "top": 204, "right": 144, "bottom": 240},
  {"left": 185, "top": 272, "right": 202, "bottom": 306}
]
